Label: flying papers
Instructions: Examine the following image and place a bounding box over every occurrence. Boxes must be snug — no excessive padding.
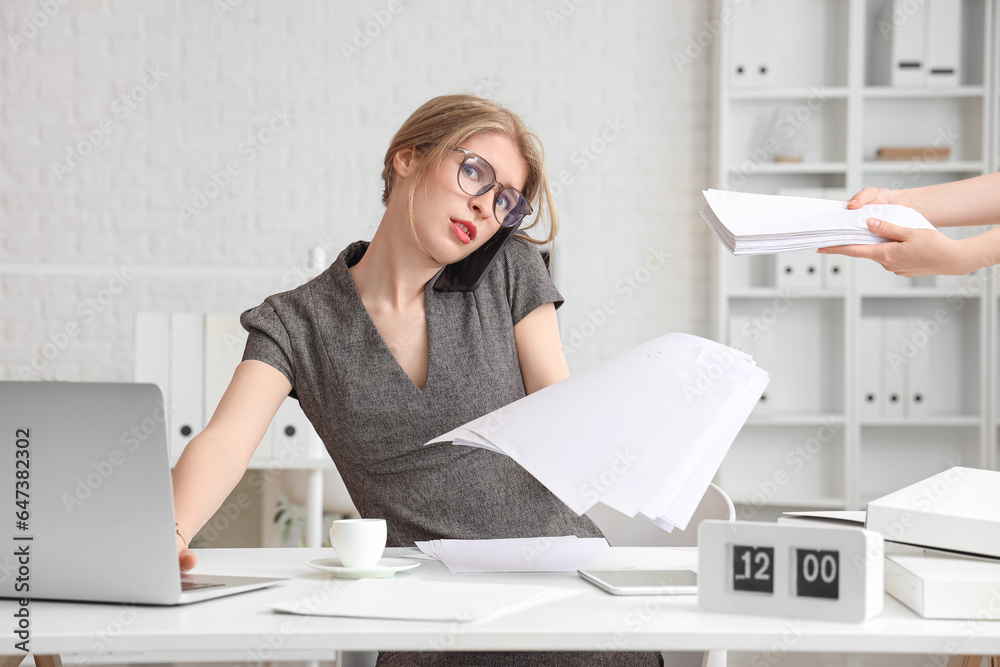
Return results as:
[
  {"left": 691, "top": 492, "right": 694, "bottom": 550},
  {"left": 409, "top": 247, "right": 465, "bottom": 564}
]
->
[
  {"left": 700, "top": 189, "right": 935, "bottom": 255},
  {"left": 424, "top": 333, "right": 770, "bottom": 532}
]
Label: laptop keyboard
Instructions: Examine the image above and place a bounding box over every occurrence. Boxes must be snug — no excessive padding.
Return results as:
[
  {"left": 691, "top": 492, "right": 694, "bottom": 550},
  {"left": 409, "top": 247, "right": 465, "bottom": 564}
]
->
[{"left": 181, "top": 579, "right": 226, "bottom": 591}]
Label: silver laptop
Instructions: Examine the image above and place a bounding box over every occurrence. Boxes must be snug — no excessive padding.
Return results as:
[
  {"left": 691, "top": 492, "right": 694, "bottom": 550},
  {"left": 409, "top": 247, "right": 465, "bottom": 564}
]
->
[{"left": 0, "top": 381, "right": 288, "bottom": 605}]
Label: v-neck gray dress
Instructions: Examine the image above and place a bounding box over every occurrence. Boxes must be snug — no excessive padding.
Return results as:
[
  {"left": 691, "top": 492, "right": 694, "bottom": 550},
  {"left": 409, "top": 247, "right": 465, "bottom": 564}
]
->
[{"left": 240, "top": 237, "right": 662, "bottom": 667}]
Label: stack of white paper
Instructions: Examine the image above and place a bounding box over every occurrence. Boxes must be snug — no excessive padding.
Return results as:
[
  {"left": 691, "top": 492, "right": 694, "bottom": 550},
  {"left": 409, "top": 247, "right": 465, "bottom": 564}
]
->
[
  {"left": 700, "top": 189, "right": 935, "bottom": 255},
  {"left": 424, "top": 333, "right": 770, "bottom": 532},
  {"left": 270, "top": 578, "right": 584, "bottom": 622},
  {"left": 414, "top": 536, "right": 610, "bottom": 573}
]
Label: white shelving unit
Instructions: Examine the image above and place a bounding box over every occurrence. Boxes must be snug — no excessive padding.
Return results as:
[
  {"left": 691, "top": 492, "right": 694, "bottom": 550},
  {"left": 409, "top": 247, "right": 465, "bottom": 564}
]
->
[{"left": 711, "top": 0, "right": 999, "bottom": 514}]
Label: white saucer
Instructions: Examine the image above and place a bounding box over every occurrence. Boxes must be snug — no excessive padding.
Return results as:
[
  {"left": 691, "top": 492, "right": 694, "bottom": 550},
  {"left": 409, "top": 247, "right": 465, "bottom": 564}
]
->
[{"left": 307, "top": 557, "right": 420, "bottom": 579}]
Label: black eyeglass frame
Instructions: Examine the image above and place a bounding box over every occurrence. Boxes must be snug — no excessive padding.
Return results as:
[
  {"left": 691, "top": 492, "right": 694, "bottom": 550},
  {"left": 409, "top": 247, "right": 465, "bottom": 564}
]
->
[{"left": 452, "top": 147, "right": 534, "bottom": 228}]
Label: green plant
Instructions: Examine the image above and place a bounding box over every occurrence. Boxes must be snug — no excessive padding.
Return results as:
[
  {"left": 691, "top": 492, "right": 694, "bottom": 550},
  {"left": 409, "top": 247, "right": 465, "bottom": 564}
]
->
[{"left": 273, "top": 485, "right": 306, "bottom": 547}]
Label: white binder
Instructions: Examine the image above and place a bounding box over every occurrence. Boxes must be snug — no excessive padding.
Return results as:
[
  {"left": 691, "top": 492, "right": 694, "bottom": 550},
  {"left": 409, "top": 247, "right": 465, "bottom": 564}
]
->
[
  {"left": 774, "top": 254, "right": 798, "bottom": 289},
  {"left": 905, "top": 317, "right": 931, "bottom": 417},
  {"left": 794, "top": 252, "right": 823, "bottom": 289},
  {"left": 169, "top": 313, "right": 204, "bottom": 459},
  {"left": 881, "top": 317, "right": 908, "bottom": 417},
  {"left": 858, "top": 317, "right": 882, "bottom": 419},
  {"left": 823, "top": 254, "right": 847, "bottom": 289},
  {"left": 134, "top": 312, "right": 170, "bottom": 400},
  {"left": 890, "top": 0, "right": 926, "bottom": 86},
  {"left": 924, "top": 0, "right": 961, "bottom": 86},
  {"left": 272, "top": 396, "right": 324, "bottom": 462}
]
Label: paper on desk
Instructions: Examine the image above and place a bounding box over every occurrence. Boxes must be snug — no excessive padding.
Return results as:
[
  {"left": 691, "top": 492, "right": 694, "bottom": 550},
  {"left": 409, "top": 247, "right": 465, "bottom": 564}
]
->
[
  {"left": 424, "top": 333, "right": 769, "bottom": 532},
  {"left": 414, "top": 536, "right": 610, "bottom": 573},
  {"left": 270, "top": 578, "right": 584, "bottom": 623},
  {"left": 700, "top": 189, "right": 936, "bottom": 255}
]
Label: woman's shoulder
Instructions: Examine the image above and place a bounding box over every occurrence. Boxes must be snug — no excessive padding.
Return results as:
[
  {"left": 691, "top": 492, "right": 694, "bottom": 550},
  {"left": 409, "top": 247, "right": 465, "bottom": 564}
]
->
[{"left": 241, "top": 241, "right": 361, "bottom": 330}]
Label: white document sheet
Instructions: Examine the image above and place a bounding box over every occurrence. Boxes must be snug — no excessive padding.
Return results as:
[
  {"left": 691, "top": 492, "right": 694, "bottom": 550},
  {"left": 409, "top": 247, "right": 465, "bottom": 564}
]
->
[
  {"left": 701, "top": 189, "right": 935, "bottom": 255},
  {"left": 270, "top": 578, "right": 584, "bottom": 622},
  {"left": 414, "top": 536, "right": 610, "bottom": 573},
  {"left": 423, "top": 333, "right": 770, "bottom": 533}
]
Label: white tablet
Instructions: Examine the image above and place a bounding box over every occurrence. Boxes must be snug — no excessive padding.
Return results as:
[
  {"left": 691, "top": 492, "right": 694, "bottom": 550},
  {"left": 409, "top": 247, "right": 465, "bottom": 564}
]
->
[{"left": 578, "top": 569, "right": 698, "bottom": 596}]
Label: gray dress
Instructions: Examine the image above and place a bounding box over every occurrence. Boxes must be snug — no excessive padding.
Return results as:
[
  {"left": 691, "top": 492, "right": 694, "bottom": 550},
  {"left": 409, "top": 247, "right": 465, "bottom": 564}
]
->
[{"left": 241, "top": 237, "right": 662, "bottom": 667}]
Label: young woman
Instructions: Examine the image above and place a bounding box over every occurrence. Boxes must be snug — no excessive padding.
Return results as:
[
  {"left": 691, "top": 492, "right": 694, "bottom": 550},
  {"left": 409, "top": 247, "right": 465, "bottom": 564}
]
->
[{"left": 170, "top": 94, "right": 662, "bottom": 667}]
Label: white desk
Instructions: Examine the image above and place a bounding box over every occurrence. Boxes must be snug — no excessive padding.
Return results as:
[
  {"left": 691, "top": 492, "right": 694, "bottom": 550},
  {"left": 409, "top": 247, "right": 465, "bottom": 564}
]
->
[{"left": 8, "top": 547, "right": 1000, "bottom": 663}]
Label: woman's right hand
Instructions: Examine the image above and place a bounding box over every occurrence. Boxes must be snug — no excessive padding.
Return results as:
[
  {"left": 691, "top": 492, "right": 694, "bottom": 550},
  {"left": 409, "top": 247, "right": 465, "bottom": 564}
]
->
[
  {"left": 846, "top": 186, "right": 897, "bottom": 210},
  {"left": 177, "top": 532, "right": 198, "bottom": 572}
]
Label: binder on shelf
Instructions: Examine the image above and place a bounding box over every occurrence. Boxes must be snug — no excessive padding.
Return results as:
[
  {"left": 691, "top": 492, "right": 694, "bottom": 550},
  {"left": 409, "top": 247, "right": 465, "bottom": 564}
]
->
[
  {"left": 905, "top": 317, "right": 931, "bottom": 418},
  {"left": 889, "top": 0, "right": 926, "bottom": 86},
  {"left": 202, "top": 313, "right": 267, "bottom": 457},
  {"left": 823, "top": 254, "right": 846, "bottom": 289},
  {"left": 794, "top": 252, "right": 822, "bottom": 289},
  {"left": 272, "top": 397, "right": 323, "bottom": 462},
  {"left": 858, "top": 317, "right": 882, "bottom": 419},
  {"left": 169, "top": 313, "right": 204, "bottom": 460},
  {"left": 774, "top": 254, "right": 797, "bottom": 289},
  {"left": 881, "top": 317, "right": 907, "bottom": 418},
  {"left": 134, "top": 312, "right": 170, "bottom": 401},
  {"left": 857, "top": 258, "right": 911, "bottom": 292},
  {"left": 924, "top": 0, "right": 961, "bottom": 87}
]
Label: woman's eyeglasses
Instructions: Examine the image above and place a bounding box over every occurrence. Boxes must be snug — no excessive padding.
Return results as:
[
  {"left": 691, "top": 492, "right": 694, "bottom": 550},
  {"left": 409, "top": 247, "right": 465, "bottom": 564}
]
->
[{"left": 453, "top": 147, "right": 533, "bottom": 228}]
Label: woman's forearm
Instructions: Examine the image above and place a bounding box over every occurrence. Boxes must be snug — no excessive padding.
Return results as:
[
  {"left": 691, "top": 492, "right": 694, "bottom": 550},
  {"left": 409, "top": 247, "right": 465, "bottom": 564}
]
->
[
  {"left": 171, "top": 430, "right": 250, "bottom": 544},
  {"left": 898, "top": 172, "right": 1000, "bottom": 228}
]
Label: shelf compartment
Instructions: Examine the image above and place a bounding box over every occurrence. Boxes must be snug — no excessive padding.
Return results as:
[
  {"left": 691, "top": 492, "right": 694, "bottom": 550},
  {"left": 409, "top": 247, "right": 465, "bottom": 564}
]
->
[
  {"left": 859, "top": 424, "right": 980, "bottom": 505},
  {"left": 860, "top": 298, "right": 982, "bottom": 418},
  {"left": 729, "top": 298, "right": 845, "bottom": 414},
  {"left": 727, "top": 98, "right": 847, "bottom": 167},
  {"left": 862, "top": 97, "right": 985, "bottom": 163},
  {"left": 718, "top": 424, "right": 846, "bottom": 512}
]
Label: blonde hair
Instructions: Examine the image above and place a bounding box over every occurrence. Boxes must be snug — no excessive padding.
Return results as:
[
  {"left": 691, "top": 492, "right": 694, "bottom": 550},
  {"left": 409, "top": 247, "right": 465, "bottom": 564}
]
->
[{"left": 381, "top": 94, "right": 559, "bottom": 248}]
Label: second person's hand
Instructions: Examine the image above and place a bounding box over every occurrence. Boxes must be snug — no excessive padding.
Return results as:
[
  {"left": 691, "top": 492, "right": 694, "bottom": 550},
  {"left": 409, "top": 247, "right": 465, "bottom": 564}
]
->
[
  {"left": 846, "top": 186, "right": 896, "bottom": 210},
  {"left": 818, "top": 218, "right": 979, "bottom": 277}
]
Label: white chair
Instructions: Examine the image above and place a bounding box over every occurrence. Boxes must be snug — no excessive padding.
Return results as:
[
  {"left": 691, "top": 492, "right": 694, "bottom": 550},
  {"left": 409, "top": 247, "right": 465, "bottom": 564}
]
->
[{"left": 585, "top": 483, "right": 735, "bottom": 667}]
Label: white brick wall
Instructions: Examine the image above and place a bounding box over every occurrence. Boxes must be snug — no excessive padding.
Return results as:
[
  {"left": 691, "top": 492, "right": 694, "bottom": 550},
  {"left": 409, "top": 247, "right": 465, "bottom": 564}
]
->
[{"left": 0, "top": 0, "right": 715, "bottom": 381}]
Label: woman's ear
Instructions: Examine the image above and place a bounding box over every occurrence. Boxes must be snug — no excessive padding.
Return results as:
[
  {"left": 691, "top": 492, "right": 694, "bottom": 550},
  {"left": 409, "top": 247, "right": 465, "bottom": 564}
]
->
[{"left": 393, "top": 146, "right": 419, "bottom": 178}]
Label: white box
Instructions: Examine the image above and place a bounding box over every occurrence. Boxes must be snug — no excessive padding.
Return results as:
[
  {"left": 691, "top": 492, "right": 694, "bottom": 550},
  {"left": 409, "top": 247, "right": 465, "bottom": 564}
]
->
[
  {"left": 890, "top": 0, "right": 927, "bottom": 86},
  {"left": 924, "top": 0, "right": 961, "bottom": 86},
  {"left": 858, "top": 317, "right": 882, "bottom": 418},
  {"left": 881, "top": 317, "right": 907, "bottom": 417},
  {"left": 774, "top": 253, "right": 798, "bottom": 289},
  {"left": 866, "top": 467, "right": 1000, "bottom": 558},
  {"left": 885, "top": 551, "right": 1000, "bottom": 619},
  {"left": 272, "top": 397, "right": 324, "bottom": 462},
  {"left": 134, "top": 312, "right": 170, "bottom": 398}
]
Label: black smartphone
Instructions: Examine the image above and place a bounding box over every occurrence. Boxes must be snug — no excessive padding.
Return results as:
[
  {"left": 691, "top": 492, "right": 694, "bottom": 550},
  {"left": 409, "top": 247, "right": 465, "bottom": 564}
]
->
[{"left": 433, "top": 222, "right": 523, "bottom": 292}]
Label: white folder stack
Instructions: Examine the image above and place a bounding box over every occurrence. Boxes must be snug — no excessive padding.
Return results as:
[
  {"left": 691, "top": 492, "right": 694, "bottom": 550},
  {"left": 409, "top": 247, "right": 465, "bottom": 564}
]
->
[
  {"left": 425, "top": 333, "right": 770, "bottom": 532},
  {"left": 700, "top": 189, "right": 935, "bottom": 256}
]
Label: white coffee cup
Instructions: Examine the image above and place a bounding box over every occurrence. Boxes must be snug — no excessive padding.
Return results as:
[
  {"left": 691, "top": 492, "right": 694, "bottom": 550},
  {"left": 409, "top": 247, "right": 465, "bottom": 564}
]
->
[{"left": 330, "top": 518, "right": 387, "bottom": 568}]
